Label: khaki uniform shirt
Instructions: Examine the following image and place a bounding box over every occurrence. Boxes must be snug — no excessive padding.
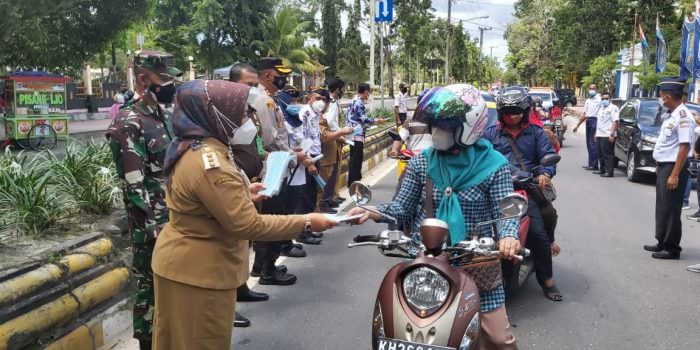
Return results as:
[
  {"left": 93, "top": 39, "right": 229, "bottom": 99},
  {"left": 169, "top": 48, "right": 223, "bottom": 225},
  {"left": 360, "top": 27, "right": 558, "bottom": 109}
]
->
[{"left": 152, "top": 138, "right": 306, "bottom": 289}]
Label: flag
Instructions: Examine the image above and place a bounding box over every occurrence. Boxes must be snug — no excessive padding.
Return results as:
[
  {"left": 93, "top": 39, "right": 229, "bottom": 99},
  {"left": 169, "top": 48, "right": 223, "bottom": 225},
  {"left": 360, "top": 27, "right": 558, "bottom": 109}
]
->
[
  {"left": 656, "top": 15, "right": 667, "bottom": 73},
  {"left": 639, "top": 23, "right": 650, "bottom": 63}
]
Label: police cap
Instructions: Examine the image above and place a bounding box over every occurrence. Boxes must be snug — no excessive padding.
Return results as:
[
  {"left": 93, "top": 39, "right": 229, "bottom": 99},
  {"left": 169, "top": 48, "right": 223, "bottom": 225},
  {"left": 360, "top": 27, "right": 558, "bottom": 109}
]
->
[
  {"left": 658, "top": 77, "right": 687, "bottom": 93},
  {"left": 258, "top": 57, "right": 292, "bottom": 75}
]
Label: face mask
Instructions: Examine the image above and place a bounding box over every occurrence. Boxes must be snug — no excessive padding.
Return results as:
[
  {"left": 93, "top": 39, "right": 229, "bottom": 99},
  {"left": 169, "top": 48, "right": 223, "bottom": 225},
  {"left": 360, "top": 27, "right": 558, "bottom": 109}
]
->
[
  {"left": 272, "top": 76, "right": 287, "bottom": 90},
  {"left": 230, "top": 118, "right": 258, "bottom": 145},
  {"left": 286, "top": 104, "right": 301, "bottom": 116},
  {"left": 431, "top": 127, "right": 456, "bottom": 151},
  {"left": 601, "top": 100, "right": 610, "bottom": 107},
  {"left": 589, "top": 90, "right": 596, "bottom": 97},
  {"left": 149, "top": 82, "right": 176, "bottom": 104},
  {"left": 503, "top": 113, "right": 522, "bottom": 126},
  {"left": 658, "top": 97, "right": 667, "bottom": 108},
  {"left": 311, "top": 100, "right": 326, "bottom": 113}
]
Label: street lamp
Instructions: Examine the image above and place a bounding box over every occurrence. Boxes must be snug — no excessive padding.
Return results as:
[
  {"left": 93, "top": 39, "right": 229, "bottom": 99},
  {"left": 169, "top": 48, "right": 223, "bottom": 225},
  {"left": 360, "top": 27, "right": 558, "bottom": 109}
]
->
[
  {"left": 445, "top": 14, "right": 489, "bottom": 83},
  {"left": 188, "top": 56, "right": 195, "bottom": 81}
]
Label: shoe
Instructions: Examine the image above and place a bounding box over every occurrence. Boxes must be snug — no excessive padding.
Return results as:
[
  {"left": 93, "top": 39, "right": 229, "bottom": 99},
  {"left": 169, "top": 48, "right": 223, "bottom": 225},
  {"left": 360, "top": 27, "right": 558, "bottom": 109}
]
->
[
  {"left": 651, "top": 250, "right": 680, "bottom": 260},
  {"left": 138, "top": 339, "right": 152, "bottom": 350},
  {"left": 336, "top": 196, "right": 346, "bottom": 202},
  {"left": 237, "top": 285, "right": 269, "bottom": 302},
  {"left": 682, "top": 203, "right": 691, "bottom": 210},
  {"left": 643, "top": 244, "right": 663, "bottom": 252},
  {"left": 582, "top": 166, "right": 597, "bottom": 171},
  {"left": 592, "top": 170, "right": 604, "bottom": 175},
  {"left": 276, "top": 265, "right": 288, "bottom": 274},
  {"left": 331, "top": 198, "right": 344, "bottom": 206},
  {"left": 686, "top": 211, "right": 700, "bottom": 221},
  {"left": 259, "top": 270, "right": 297, "bottom": 285},
  {"left": 252, "top": 264, "right": 287, "bottom": 277},
  {"left": 234, "top": 312, "right": 251, "bottom": 327},
  {"left": 310, "top": 232, "right": 323, "bottom": 239},
  {"left": 687, "top": 263, "right": 700, "bottom": 273},
  {"left": 299, "top": 236, "right": 322, "bottom": 245},
  {"left": 280, "top": 246, "right": 307, "bottom": 258},
  {"left": 600, "top": 173, "right": 613, "bottom": 178}
]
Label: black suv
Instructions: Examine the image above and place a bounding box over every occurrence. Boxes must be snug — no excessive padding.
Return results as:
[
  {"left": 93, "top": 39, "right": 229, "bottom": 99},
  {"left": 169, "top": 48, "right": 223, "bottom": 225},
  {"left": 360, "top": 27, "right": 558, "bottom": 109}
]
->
[
  {"left": 555, "top": 89, "right": 577, "bottom": 107},
  {"left": 615, "top": 98, "right": 700, "bottom": 182}
]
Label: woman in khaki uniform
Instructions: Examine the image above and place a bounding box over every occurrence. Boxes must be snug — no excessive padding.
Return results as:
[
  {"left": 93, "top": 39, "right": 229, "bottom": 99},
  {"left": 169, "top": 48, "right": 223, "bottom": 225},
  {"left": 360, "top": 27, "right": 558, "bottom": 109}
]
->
[{"left": 151, "top": 80, "right": 336, "bottom": 350}]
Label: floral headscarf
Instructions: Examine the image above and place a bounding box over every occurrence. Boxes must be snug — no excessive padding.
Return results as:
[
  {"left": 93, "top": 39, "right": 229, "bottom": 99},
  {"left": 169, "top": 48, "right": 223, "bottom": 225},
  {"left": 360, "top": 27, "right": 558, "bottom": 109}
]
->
[{"left": 163, "top": 80, "right": 250, "bottom": 185}]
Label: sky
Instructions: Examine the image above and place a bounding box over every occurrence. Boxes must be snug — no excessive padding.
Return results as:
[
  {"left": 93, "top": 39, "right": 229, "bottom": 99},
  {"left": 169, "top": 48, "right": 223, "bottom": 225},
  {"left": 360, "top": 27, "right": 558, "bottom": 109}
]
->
[{"left": 346, "top": 0, "right": 517, "bottom": 66}]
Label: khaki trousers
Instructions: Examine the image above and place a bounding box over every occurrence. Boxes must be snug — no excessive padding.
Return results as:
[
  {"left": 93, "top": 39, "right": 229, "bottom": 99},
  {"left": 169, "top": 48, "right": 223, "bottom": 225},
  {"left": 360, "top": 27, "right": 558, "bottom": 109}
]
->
[
  {"left": 152, "top": 274, "right": 237, "bottom": 350},
  {"left": 478, "top": 306, "right": 518, "bottom": 350}
]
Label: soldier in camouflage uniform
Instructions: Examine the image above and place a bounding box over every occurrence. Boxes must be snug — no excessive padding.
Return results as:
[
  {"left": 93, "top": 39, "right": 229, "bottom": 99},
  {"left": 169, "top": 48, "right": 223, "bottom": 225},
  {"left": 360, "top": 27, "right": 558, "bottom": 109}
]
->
[{"left": 106, "top": 51, "right": 181, "bottom": 350}]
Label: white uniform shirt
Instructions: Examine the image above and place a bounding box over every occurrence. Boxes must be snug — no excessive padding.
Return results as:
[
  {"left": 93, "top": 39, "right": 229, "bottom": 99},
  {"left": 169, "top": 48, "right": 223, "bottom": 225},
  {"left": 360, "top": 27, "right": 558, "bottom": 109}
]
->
[
  {"left": 324, "top": 98, "right": 341, "bottom": 131},
  {"left": 595, "top": 103, "right": 620, "bottom": 138},
  {"left": 653, "top": 103, "right": 696, "bottom": 162},
  {"left": 394, "top": 92, "right": 408, "bottom": 114},
  {"left": 583, "top": 94, "right": 602, "bottom": 118}
]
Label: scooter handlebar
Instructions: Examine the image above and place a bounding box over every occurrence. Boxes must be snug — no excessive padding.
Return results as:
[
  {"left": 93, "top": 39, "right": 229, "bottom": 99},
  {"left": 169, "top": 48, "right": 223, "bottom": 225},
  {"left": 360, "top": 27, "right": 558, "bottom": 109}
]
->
[{"left": 353, "top": 234, "right": 381, "bottom": 243}]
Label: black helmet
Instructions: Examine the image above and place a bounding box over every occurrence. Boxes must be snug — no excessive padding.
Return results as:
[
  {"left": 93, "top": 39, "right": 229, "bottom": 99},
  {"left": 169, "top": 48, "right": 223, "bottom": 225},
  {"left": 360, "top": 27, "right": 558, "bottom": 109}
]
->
[{"left": 496, "top": 89, "right": 531, "bottom": 121}]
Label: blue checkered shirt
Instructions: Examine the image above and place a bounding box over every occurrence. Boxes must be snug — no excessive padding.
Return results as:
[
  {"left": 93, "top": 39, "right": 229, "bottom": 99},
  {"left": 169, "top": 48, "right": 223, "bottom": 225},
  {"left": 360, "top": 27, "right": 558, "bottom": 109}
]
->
[{"left": 377, "top": 152, "right": 518, "bottom": 312}]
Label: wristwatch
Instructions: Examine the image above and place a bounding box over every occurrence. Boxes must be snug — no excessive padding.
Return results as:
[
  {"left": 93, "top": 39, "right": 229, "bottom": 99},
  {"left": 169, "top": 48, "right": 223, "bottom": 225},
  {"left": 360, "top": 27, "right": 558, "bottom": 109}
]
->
[{"left": 304, "top": 215, "right": 312, "bottom": 232}]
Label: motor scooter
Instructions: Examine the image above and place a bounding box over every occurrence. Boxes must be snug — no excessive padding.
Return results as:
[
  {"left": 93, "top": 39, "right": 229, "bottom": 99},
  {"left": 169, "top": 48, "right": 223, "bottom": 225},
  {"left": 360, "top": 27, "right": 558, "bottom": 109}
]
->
[
  {"left": 501, "top": 154, "right": 561, "bottom": 297},
  {"left": 347, "top": 182, "right": 529, "bottom": 350}
]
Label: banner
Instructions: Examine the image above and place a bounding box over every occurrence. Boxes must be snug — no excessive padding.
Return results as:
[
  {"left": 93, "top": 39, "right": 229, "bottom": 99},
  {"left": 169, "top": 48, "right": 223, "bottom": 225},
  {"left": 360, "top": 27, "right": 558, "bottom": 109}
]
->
[
  {"left": 680, "top": 19, "right": 700, "bottom": 80},
  {"left": 639, "top": 24, "right": 650, "bottom": 63},
  {"left": 656, "top": 15, "right": 667, "bottom": 73}
]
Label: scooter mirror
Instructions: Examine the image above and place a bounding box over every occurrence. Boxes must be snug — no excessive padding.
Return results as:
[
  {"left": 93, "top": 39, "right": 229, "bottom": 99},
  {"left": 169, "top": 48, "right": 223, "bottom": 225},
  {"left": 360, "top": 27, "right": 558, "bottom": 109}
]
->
[
  {"left": 499, "top": 193, "right": 528, "bottom": 218},
  {"left": 539, "top": 154, "right": 561, "bottom": 167},
  {"left": 349, "top": 181, "right": 372, "bottom": 206}
]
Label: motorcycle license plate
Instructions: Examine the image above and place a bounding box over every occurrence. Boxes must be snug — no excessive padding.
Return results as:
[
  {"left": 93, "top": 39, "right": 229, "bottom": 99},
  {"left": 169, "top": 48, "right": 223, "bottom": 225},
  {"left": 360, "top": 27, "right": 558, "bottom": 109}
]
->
[{"left": 377, "top": 337, "right": 456, "bottom": 350}]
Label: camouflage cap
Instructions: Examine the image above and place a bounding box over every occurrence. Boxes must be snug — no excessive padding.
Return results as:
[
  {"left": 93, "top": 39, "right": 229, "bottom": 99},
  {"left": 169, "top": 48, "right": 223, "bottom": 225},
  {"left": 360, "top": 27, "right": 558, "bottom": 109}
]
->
[{"left": 134, "top": 50, "right": 183, "bottom": 80}]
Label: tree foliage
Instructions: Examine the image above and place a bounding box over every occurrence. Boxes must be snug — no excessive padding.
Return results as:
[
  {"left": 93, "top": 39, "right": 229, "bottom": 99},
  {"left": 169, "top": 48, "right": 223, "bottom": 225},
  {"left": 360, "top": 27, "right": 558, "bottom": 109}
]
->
[{"left": 0, "top": 0, "right": 149, "bottom": 71}]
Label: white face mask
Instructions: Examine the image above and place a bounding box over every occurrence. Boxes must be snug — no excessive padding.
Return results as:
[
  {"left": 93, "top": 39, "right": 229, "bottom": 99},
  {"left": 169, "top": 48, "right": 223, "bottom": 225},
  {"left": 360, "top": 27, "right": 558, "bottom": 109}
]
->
[
  {"left": 431, "top": 127, "right": 456, "bottom": 151},
  {"left": 658, "top": 97, "right": 666, "bottom": 108},
  {"left": 230, "top": 118, "right": 258, "bottom": 145},
  {"left": 312, "top": 100, "right": 326, "bottom": 113}
]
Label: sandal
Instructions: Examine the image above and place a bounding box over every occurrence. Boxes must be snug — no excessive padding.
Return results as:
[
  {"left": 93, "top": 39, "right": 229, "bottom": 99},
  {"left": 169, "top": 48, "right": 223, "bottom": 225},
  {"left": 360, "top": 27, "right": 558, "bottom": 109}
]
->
[{"left": 542, "top": 285, "right": 563, "bottom": 302}]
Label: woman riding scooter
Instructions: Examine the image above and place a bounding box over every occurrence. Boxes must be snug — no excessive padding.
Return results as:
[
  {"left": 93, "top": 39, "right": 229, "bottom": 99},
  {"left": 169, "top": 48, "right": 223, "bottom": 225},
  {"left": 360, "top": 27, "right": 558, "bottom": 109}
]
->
[
  {"left": 483, "top": 91, "right": 563, "bottom": 302},
  {"left": 350, "top": 84, "right": 521, "bottom": 349}
]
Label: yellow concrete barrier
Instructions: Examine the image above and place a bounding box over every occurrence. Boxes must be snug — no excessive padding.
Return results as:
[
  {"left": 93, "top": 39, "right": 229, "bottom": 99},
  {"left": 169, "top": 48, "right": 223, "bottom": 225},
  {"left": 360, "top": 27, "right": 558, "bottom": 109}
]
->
[
  {"left": 0, "top": 239, "right": 112, "bottom": 305},
  {"left": 0, "top": 268, "right": 129, "bottom": 350}
]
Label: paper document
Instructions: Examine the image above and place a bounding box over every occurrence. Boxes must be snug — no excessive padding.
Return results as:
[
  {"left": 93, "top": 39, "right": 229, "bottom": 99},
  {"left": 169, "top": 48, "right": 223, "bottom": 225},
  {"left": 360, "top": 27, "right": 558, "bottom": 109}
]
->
[{"left": 259, "top": 151, "right": 293, "bottom": 197}]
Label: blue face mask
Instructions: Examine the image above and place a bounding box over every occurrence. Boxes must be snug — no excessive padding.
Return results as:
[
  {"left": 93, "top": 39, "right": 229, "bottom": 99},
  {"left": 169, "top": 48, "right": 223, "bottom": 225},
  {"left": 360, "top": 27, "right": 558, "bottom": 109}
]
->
[
  {"left": 601, "top": 100, "right": 610, "bottom": 107},
  {"left": 589, "top": 90, "right": 596, "bottom": 97},
  {"left": 286, "top": 104, "right": 301, "bottom": 116}
]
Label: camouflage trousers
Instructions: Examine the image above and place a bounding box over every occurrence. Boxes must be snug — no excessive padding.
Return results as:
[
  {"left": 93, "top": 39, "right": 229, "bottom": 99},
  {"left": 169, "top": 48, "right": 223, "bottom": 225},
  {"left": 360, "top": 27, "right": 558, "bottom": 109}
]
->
[
  {"left": 128, "top": 209, "right": 167, "bottom": 342},
  {"left": 132, "top": 234, "right": 156, "bottom": 342}
]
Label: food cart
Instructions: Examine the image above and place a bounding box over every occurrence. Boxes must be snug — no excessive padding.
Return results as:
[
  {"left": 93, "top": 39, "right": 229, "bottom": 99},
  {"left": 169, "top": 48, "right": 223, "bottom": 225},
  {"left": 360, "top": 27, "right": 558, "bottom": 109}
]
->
[{"left": 0, "top": 72, "right": 70, "bottom": 150}]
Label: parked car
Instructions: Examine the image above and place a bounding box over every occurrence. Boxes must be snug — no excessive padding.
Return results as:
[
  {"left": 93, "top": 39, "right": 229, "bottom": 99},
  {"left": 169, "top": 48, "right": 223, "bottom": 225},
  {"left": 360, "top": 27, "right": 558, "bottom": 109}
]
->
[
  {"left": 555, "top": 89, "right": 577, "bottom": 107},
  {"left": 615, "top": 99, "right": 700, "bottom": 182},
  {"left": 529, "top": 87, "right": 558, "bottom": 109}
]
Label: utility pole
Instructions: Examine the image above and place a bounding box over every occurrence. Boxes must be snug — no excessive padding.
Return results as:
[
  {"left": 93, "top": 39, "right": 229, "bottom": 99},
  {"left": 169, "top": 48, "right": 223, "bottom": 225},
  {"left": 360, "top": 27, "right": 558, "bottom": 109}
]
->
[
  {"left": 627, "top": 10, "right": 637, "bottom": 99},
  {"left": 478, "top": 26, "right": 493, "bottom": 59},
  {"left": 489, "top": 45, "right": 497, "bottom": 60},
  {"left": 370, "top": 0, "right": 376, "bottom": 87},
  {"left": 444, "top": 0, "right": 452, "bottom": 84},
  {"left": 380, "top": 22, "right": 385, "bottom": 109}
]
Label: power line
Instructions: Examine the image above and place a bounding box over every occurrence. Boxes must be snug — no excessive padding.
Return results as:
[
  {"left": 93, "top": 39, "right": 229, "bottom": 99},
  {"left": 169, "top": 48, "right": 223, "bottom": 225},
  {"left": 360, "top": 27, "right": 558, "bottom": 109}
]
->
[{"left": 463, "top": 0, "right": 514, "bottom": 7}]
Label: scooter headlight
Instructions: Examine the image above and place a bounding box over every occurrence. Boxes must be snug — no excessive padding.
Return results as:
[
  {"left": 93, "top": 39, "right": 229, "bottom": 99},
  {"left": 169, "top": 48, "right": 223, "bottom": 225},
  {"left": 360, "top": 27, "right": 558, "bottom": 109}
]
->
[
  {"left": 459, "top": 312, "right": 480, "bottom": 350},
  {"left": 402, "top": 267, "right": 450, "bottom": 317}
]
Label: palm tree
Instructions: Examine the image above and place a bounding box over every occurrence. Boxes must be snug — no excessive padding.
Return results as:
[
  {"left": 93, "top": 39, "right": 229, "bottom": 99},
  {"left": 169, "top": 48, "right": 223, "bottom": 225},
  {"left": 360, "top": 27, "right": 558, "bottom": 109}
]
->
[{"left": 254, "top": 8, "right": 323, "bottom": 73}]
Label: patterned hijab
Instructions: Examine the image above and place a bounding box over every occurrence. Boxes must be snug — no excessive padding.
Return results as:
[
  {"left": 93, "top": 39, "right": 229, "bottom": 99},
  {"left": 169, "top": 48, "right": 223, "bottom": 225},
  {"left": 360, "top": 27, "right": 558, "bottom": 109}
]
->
[{"left": 163, "top": 80, "right": 250, "bottom": 184}]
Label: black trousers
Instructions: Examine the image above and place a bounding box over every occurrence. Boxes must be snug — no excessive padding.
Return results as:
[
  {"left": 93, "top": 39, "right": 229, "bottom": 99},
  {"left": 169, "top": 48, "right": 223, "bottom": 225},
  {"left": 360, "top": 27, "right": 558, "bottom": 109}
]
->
[
  {"left": 596, "top": 137, "right": 615, "bottom": 176},
  {"left": 348, "top": 141, "right": 364, "bottom": 187},
  {"left": 655, "top": 162, "right": 689, "bottom": 254},
  {"left": 398, "top": 113, "right": 407, "bottom": 125},
  {"left": 526, "top": 201, "right": 553, "bottom": 286},
  {"left": 253, "top": 182, "right": 289, "bottom": 276}
]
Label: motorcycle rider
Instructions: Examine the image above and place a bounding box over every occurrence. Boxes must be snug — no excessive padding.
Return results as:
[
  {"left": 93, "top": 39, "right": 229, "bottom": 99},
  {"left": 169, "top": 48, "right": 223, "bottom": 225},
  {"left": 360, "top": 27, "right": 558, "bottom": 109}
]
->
[
  {"left": 483, "top": 90, "right": 563, "bottom": 301},
  {"left": 350, "top": 84, "right": 520, "bottom": 349}
]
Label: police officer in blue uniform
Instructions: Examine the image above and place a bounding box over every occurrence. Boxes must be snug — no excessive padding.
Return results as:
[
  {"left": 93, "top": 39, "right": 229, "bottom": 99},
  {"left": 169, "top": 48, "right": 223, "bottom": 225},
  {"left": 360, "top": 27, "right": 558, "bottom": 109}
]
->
[{"left": 644, "top": 77, "right": 696, "bottom": 259}]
